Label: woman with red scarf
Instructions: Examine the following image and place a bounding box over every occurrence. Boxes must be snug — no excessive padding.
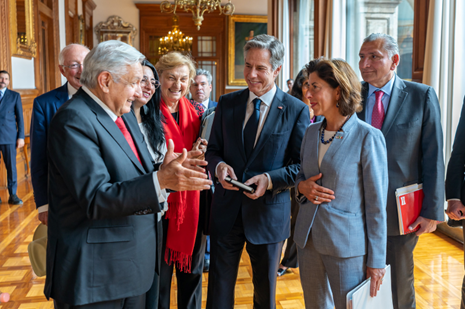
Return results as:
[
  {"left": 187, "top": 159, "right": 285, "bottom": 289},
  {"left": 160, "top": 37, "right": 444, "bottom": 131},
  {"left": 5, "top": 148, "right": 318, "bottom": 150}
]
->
[{"left": 155, "top": 52, "right": 207, "bottom": 309}]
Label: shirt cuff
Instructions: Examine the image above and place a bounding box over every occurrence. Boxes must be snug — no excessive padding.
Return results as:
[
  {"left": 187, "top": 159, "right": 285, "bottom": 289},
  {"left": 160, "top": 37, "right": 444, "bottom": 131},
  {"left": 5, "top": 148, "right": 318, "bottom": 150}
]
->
[
  {"left": 447, "top": 199, "right": 461, "bottom": 202},
  {"left": 264, "top": 173, "right": 273, "bottom": 190},
  {"left": 38, "top": 205, "right": 48, "bottom": 213},
  {"left": 153, "top": 171, "right": 168, "bottom": 204}
]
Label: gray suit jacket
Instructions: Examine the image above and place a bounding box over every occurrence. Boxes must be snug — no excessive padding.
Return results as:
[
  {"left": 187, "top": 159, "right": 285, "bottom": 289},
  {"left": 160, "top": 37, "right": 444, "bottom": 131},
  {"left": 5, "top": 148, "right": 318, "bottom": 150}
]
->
[
  {"left": 357, "top": 76, "right": 445, "bottom": 236},
  {"left": 294, "top": 114, "right": 388, "bottom": 268}
]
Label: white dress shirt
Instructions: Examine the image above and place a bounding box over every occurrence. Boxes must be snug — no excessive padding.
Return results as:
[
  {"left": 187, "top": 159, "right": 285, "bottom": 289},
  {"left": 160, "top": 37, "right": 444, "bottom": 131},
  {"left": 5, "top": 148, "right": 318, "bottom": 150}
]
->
[
  {"left": 216, "top": 85, "right": 277, "bottom": 189},
  {"left": 201, "top": 98, "right": 210, "bottom": 111},
  {"left": 139, "top": 123, "right": 169, "bottom": 221}
]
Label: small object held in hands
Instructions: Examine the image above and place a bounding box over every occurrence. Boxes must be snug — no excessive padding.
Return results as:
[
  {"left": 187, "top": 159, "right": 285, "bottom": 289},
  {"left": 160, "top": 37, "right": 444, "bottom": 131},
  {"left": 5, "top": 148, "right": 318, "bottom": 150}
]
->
[{"left": 225, "top": 176, "right": 255, "bottom": 194}]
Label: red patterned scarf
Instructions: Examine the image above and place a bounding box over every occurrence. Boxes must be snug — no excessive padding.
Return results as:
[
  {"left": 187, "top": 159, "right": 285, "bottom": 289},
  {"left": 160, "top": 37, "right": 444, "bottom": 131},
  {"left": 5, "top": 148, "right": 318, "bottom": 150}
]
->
[{"left": 160, "top": 96, "right": 201, "bottom": 273}]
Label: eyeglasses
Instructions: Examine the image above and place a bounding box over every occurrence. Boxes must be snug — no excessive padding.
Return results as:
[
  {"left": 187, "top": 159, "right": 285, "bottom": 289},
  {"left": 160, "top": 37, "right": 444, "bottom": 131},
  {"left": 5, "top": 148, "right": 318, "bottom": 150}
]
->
[
  {"left": 61, "top": 63, "right": 83, "bottom": 70},
  {"left": 141, "top": 78, "right": 161, "bottom": 90}
]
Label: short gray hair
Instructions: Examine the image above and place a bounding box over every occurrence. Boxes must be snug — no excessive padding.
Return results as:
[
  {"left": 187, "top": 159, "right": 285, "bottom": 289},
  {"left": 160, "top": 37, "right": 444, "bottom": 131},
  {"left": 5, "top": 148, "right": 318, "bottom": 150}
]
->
[
  {"left": 195, "top": 68, "right": 212, "bottom": 85},
  {"left": 58, "top": 43, "right": 90, "bottom": 65},
  {"left": 244, "top": 34, "right": 284, "bottom": 71},
  {"left": 80, "top": 40, "right": 145, "bottom": 89},
  {"left": 363, "top": 33, "right": 399, "bottom": 59}
]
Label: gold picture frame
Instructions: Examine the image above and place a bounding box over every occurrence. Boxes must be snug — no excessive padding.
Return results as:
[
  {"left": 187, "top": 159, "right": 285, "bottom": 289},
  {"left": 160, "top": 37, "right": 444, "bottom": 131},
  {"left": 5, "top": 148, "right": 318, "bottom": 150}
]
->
[
  {"left": 94, "top": 15, "right": 137, "bottom": 47},
  {"left": 228, "top": 15, "right": 268, "bottom": 86},
  {"left": 9, "top": 0, "right": 37, "bottom": 59}
]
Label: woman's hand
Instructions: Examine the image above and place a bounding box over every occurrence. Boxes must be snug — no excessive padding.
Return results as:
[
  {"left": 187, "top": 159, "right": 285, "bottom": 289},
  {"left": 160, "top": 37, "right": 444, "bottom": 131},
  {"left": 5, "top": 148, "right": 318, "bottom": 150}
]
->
[
  {"left": 297, "top": 173, "right": 335, "bottom": 204},
  {"left": 367, "top": 267, "right": 386, "bottom": 297},
  {"left": 192, "top": 138, "right": 208, "bottom": 160}
]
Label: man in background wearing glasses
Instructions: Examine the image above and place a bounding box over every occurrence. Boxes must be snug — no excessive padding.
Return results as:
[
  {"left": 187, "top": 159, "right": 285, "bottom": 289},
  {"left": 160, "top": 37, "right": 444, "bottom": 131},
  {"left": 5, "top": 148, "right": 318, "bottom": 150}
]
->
[{"left": 31, "top": 43, "right": 90, "bottom": 225}]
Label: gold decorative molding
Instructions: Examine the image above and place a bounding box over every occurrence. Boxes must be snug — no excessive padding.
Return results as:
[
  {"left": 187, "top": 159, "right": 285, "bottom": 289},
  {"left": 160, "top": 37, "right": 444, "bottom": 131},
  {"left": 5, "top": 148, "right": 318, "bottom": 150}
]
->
[
  {"left": 0, "top": 0, "right": 11, "bottom": 72},
  {"left": 94, "top": 15, "right": 137, "bottom": 47},
  {"left": 9, "top": 0, "right": 37, "bottom": 59}
]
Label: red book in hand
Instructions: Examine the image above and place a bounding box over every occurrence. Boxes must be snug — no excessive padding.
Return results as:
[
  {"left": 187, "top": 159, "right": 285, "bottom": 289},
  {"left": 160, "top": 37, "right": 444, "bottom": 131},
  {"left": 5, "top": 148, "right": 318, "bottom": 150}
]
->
[{"left": 395, "top": 184, "right": 424, "bottom": 235}]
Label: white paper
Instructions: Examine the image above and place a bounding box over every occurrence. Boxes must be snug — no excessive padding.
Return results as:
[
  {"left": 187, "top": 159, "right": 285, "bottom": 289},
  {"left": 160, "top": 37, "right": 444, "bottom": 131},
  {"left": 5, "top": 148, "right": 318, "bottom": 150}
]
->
[{"left": 346, "top": 265, "right": 393, "bottom": 309}]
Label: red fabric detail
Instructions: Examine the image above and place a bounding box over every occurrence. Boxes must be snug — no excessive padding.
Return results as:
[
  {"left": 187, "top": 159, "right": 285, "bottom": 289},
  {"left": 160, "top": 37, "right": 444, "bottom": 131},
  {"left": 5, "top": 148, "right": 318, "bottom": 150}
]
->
[
  {"left": 160, "top": 96, "right": 201, "bottom": 273},
  {"left": 115, "top": 117, "right": 142, "bottom": 165},
  {"left": 372, "top": 90, "right": 385, "bottom": 130}
]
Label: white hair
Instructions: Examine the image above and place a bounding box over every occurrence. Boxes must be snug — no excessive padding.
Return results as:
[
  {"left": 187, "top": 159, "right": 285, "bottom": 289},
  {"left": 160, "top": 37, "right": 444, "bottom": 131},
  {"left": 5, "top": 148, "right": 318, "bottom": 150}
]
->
[
  {"left": 80, "top": 40, "right": 145, "bottom": 89},
  {"left": 58, "top": 44, "right": 90, "bottom": 65},
  {"left": 363, "top": 33, "right": 399, "bottom": 59}
]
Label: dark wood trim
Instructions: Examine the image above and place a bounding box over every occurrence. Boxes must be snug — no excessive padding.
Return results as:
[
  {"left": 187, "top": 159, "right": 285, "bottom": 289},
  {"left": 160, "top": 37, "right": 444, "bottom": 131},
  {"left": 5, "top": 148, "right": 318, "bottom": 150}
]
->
[
  {"left": 82, "top": 0, "right": 96, "bottom": 49},
  {"left": 314, "top": 0, "right": 327, "bottom": 58},
  {"left": 288, "top": 0, "right": 295, "bottom": 79},
  {"left": 412, "top": 0, "right": 430, "bottom": 83},
  {"left": 268, "top": 0, "right": 279, "bottom": 37},
  {"left": 0, "top": 0, "right": 11, "bottom": 73},
  {"left": 38, "top": 1, "right": 53, "bottom": 18}
]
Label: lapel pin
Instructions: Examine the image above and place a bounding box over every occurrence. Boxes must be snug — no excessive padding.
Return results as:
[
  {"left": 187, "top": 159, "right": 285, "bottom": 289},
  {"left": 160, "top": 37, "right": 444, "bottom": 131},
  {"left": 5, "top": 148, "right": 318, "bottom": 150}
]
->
[
  {"left": 278, "top": 106, "right": 283, "bottom": 110},
  {"left": 335, "top": 136, "right": 343, "bottom": 139}
]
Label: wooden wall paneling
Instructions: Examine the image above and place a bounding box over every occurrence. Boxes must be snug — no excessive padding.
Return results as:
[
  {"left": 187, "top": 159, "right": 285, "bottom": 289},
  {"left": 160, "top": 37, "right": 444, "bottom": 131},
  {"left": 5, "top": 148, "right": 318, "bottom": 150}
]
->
[
  {"left": 268, "top": 0, "right": 279, "bottom": 37},
  {"left": 314, "top": 0, "right": 327, "bottom": 58},
  {"left": 288, "top": 0, "right": 295, "bottom": 79},
  {"left": 412, "top": 0, "right": 429, "bottom": 83},
  {"left": 136, "top": 4, "right": 226, "bottom": 97},
  {"left": 82, "top": 0, "right": 96, "bottom": 49},
  {"left": 0, "top": 0, "right": 11, "bottom": 73},
  {"left": 65, "top": 0, "right": 79, "bottom": 45}
]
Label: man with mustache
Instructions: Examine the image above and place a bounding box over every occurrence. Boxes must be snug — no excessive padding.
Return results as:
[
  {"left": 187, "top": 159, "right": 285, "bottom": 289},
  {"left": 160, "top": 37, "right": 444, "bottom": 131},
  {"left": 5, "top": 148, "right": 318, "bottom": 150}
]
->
[
  {"left": 0, "top": 70, "right": 24, "bottom": 205},
  {"left": 31, "top": 43, "right": 90, "bottom": 225}
]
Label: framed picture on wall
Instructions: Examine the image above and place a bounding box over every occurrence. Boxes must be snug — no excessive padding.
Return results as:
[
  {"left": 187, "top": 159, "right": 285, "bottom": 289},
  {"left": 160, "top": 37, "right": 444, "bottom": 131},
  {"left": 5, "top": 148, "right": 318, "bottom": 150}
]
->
[{"left": 228, "top": 15, "right": 268, "bottom": 86}]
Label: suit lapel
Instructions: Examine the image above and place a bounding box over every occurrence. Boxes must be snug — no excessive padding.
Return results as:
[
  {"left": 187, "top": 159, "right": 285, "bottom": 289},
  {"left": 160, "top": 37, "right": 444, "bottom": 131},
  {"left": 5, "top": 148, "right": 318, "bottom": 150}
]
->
[
  {"left": 55, "top": 83, "right": 70, "bottom": 110},
  {"left": 381, "top": 76, "right": 407, "bottom": 136},
  {"left": 247, "top": 88, "right": 285, "bottom": 164},
  {"left": 0, "top": 89, "right": 10, "bottom": 111},
  {"left": 123, "top": 112, "right": 152, "bottom": 173},
  {"left": 80, "top": 89, "right": 146, "bottom": 174},
  {"left": 357, "top": 82, "right": 369, "bottom": 122},
  {"left": 233, "top": 89, "right": 249, "bottom": 163}
]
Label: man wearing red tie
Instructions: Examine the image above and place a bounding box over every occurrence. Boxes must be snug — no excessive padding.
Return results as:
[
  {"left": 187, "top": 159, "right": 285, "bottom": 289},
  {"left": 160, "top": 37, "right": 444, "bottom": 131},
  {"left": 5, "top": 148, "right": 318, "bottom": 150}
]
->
[
  {"left": 45, "top": 40, "right": 211, "bottom": 309},
  {"left": 356, "top": 33, "right": 444, "bottom": 309}
]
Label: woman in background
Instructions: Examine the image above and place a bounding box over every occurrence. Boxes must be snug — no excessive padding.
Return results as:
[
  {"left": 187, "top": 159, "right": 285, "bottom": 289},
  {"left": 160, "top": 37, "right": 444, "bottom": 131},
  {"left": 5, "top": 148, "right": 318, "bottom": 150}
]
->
[
  {"left": 277, "top": 68, "right": 320, "bottom": 277},
  {"left": 155, "top": 52, "right": 207, "bottom": 309},
  {"left": 131, "top": 59, "right": 166, "bottom": 309}
]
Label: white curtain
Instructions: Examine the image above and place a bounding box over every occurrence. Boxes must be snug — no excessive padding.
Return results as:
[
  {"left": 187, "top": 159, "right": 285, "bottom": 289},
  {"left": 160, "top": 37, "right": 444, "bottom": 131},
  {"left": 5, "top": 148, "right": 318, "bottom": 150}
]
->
[
  {"left": 423, "top": 0, "right": 465, "bottom": 163},
  {"left": 324, "top": 0, "right": 347, "bottom": 59}
]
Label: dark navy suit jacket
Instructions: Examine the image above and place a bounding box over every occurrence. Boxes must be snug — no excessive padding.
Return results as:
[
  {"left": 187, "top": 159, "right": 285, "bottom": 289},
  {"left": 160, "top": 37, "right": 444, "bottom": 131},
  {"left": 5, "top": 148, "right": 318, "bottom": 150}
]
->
[
  {"left": 207, "top": 99, "right": 218, "bottom": 109},
  {"left": 206, "top": 87, "right": 310, "bottom": 244},
  {"left": 446, "top": 96, "right": 465, "bottom": 201},
  {"left": 45, "top": 89, "right": 160, "bottom": 305},
  {"left": 0, "top": 88, "right": 24, "bottom": 144},
  {"left": 31, "top": 83, "right": 69, "bottom": 207}
]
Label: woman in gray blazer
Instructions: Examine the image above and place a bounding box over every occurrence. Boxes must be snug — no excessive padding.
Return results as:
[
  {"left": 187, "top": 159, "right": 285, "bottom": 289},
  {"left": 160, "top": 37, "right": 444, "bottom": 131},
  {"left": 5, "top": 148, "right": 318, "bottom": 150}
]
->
[{"left": 294, "top": 58, "right": 389, "bottom": 309}]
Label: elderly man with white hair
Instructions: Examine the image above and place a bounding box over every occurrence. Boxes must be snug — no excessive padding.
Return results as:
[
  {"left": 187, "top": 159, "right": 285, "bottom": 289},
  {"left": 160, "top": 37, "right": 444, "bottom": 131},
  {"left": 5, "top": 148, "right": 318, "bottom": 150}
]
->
[
  {"left": 31, "top": 43, "right": 90, "bottom": 226},
  {"left": 44, "top": 40, "right": 212, "bottom": 309}
]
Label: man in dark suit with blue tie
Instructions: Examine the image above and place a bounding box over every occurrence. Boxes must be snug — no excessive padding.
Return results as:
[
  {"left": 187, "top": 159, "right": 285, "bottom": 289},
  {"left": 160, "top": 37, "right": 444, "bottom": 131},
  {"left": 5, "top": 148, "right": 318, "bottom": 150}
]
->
[
  {"left": 0, "top": 70, "right": 24, "bottom": 205},
  {"left": 30, "top": 43, "right": 89, "bottom": 225},
  {"left": 206, "top": 34, "right": 310, "bottom": 309}
]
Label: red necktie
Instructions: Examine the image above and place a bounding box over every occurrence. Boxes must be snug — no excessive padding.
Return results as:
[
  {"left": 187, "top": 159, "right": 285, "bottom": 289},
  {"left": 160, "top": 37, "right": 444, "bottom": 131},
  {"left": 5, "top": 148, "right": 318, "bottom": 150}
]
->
[
  {"left": 372, "top": 90, "right": 385, "bottom": 130},
  {"left": 115, "top": 117, "right": 142, "bottom": 165}
]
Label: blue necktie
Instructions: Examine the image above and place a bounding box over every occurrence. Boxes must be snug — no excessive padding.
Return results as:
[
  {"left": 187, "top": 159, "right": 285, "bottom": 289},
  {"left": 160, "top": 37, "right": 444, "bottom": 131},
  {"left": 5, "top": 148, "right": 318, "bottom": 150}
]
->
[
  {"left": 0, "top": 91, "right": 3, "bottom": 103},
  {"left": 244, "top": 98, "right": 261, "bottom": 158}
]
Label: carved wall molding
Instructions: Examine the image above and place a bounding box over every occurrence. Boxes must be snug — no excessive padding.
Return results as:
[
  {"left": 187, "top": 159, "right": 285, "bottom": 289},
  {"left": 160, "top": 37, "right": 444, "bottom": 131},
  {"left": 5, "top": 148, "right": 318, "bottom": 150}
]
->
[
  {"left": 94, "top": 15, "right": 137, "bottom": 46},
  {"left": 9, "top": 0, "right": 37, "bottom": 59}
]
